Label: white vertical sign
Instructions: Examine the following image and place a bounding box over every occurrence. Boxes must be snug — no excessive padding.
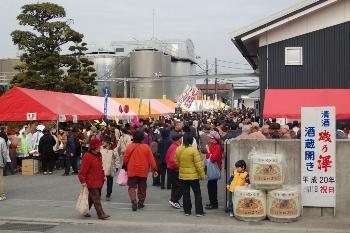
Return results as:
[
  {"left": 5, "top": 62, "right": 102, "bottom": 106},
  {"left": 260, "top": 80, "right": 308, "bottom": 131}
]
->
[
  {"left": 26, "top": 113, "right": 37, "bottom": 121},
  {"left": 72, "top": 115, "right": 78, "bottom": 123},
  {"left": 301, "top": 107, "right": 336, "bottom": 207}
]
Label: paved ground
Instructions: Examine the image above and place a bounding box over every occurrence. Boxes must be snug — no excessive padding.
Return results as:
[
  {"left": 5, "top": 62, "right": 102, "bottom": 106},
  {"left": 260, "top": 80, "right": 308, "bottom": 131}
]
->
[{"left": 1, "top": 171, "right": 350, "bottom": 233}]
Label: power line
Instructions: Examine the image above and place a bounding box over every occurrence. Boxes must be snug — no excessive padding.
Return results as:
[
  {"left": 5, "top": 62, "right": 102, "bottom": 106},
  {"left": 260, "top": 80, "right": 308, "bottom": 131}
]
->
[
  {"left": 216, "top": 64, "right": 253, "bottom": 71},
  {"left": 217, "top": 59, "right": 251, "bottom": 66}
]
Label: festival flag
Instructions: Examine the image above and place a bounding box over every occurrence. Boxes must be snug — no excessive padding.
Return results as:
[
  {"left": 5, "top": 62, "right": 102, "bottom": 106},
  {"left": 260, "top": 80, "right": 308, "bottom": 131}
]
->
[
  {"left": 137, "top": 87, "right": 144, "bottom": 117},
  {"left": 148, "top": 99, "right": 151, "bottom": 116}
]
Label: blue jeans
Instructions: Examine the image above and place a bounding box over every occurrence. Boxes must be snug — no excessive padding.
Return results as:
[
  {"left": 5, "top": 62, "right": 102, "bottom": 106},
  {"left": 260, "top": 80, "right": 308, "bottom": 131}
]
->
[{"left": 227, "top": 191, "right": 234, "bottom": 213}]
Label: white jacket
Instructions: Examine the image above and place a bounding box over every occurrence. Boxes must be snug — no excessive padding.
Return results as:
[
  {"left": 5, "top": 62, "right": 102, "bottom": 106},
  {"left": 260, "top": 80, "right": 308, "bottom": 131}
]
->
[
  {"left": 0, "top": 138, "right": 10, "bottom": 168},
  {"left": 101, "top": 147, "right": 120, "bottom": 177},
  {"left": 117, "top": 134, "right": 132, "bottom": 154}
]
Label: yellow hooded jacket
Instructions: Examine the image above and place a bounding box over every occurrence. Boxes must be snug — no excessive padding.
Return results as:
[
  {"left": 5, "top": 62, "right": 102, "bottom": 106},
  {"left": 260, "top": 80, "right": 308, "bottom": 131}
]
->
[{"left": 228, "top": 170, "right": 248, "bottom": 192}]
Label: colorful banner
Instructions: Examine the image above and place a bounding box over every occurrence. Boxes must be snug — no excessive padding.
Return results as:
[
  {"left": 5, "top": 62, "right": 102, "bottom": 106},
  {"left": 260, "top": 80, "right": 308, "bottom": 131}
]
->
[{"left": 301, "top": 107, "right": 336, "bottom": 208}]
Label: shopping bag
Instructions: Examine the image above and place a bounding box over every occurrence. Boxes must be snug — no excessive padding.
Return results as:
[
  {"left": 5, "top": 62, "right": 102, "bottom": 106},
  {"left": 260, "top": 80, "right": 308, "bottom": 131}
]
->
[
  {"left": 116, "top": 169, "right": 128, "bottom": 186},
  {"left": 205, "top": 159, "right": 221, "bottom": 181},
  {"left": 75, "top": 186, "right": 89, "bottom": 215}
]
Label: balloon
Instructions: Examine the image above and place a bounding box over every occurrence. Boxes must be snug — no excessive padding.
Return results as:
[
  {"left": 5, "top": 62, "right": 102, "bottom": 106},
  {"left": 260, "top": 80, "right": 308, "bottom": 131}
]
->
[{"left": 124, "top": 105, "right": 129, "bottom": 113}]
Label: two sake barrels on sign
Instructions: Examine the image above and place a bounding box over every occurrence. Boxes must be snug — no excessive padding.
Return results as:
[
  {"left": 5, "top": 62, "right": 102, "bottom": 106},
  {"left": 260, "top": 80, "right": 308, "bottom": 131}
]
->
[
  {"left": 267, "top": 186, "right": 301, "bottom": 222},
  {"left": 233, "top": 186, "right": 266, "bottom": 222},
  {"left": 250, "top": 153, "right": 285, "bottom": 190}
]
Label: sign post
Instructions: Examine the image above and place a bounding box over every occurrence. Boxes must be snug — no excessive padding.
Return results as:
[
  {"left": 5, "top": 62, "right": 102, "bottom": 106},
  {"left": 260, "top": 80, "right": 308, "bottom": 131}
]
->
[{"left": 301, "top": 107, "right": 336, "bottom": 214}]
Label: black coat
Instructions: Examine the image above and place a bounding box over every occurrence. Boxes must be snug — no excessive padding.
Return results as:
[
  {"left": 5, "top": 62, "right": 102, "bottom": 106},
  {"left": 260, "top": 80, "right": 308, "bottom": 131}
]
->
[{"left": 38, "top": 134, "right": 56, "bottom": 159}]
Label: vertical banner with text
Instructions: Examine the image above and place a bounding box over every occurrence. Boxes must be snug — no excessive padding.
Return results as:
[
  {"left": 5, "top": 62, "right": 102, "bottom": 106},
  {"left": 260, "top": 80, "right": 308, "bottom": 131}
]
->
[{"left": 301, "top": 106, "right": 336, "bottom": 208}]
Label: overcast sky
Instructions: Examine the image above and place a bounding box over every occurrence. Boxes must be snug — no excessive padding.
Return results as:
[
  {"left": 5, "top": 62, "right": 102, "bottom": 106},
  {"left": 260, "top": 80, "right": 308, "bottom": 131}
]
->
[{"left": 1, "top": 0, "right": 298, "bottom": 73}]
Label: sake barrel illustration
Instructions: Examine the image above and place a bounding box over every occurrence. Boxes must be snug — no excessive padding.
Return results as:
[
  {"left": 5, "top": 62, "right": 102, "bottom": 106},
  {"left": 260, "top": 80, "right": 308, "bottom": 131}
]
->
[
  {"left": 267, "top": 186, "right": 301, "bottom": 222},
  {"left": 250, "top": 153, "right": 285, "bottom": 190},
  {"left": 234, "top": 186, "right": 266, "bottom": 222}
]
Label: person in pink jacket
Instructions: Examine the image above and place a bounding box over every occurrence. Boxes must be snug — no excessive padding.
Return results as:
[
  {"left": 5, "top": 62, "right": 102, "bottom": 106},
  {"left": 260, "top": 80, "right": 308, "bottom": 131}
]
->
[{"left": 166, "top": 133, "right": 183, "bottom": 209}]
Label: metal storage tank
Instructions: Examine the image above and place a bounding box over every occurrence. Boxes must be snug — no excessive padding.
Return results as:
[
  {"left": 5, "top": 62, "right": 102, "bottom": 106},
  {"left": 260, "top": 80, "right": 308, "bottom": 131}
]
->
[
  {"left": 170, "top": 61, "right": 193, "bottom": 76},
  {"left": 86, "top": 54, "right": 130, "bottom": 97},
  {"left": 130, "top": 50, "right": 163, "bottom": 78},
  {"left": 130, "top": 76, "right": 197, "bottom": 101},
  {"left": 161, "top": 55, "right": 171, "bottom": 77}
]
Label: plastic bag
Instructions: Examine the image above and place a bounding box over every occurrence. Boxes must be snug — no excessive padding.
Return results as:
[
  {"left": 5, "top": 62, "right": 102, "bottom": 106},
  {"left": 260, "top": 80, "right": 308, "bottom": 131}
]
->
[
  {"left": 205, "top": 159, "right": 221, "bottom": 181},
  {"left": 75, "top": 186, "right": 89, "bottom": 215},
  {"left": 116, "top": 169, "right": 128, "bottom": 186}
]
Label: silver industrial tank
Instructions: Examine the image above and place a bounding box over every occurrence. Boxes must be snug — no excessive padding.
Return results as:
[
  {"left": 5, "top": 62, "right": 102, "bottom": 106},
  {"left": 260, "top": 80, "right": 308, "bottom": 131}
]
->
[{"left": 130, "top": 50, "right": 163, "bottom": 78}]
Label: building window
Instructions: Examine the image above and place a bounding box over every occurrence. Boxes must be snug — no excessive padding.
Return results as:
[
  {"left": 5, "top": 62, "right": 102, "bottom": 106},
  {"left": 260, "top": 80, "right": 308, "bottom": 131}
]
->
[
  {"left": 115, "top": 48, "right": 124, "bottom": 52},
  {"left": 285, "top": 47, "right": 303, "bottom": 65}
]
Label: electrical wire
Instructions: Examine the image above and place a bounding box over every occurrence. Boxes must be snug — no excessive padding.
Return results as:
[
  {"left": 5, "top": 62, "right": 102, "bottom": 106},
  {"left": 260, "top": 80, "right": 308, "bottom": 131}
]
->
[{"left": 217, "top": 59, "right": 251, "bottom": 66}]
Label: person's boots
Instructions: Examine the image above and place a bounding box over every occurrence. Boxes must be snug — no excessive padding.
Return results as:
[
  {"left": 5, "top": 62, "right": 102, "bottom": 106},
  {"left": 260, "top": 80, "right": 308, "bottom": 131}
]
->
[{"left": 132, "top": 200, "right": 138, "bottom": 211}]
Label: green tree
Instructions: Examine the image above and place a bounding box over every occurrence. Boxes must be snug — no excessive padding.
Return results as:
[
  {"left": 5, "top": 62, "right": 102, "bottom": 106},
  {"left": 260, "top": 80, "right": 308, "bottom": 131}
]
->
[{"left": 10, "top": 2, "right": 97, "bottom": 94}]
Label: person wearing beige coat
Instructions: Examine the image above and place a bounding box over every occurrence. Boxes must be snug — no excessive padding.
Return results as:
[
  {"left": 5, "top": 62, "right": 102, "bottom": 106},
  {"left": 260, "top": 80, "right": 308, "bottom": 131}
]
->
[{"left": 101, "top": 137, "right": 120, "bottom": 201}]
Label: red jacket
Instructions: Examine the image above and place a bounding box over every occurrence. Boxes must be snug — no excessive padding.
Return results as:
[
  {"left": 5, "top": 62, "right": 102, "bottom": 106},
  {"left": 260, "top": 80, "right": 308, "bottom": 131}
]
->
[
  {"left": 123, "top": 143, "right": 157, "bottom": 178},
  {"left": 78, "top": 152, "right": 105, "bottom": 189},
  {"left": 166, "top": 142, "right": 180, "bottom": 171},
  {"left": 206, "top": 143, "right": 222, "bottom": 170}
]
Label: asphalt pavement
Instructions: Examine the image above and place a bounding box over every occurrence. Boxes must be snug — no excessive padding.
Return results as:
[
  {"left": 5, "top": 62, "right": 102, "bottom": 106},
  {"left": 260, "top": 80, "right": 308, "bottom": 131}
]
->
[{"left": 0, "top": 171, "right": 349, "bottom": 233}]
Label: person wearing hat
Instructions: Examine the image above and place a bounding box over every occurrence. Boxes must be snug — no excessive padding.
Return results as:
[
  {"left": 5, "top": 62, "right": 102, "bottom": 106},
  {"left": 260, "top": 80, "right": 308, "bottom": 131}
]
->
[
  {"left": 166, "top": 133, "right": 183, "bottom": 209},
  {"left": 100, "top": 136, "right": 120, "bottom": 201},
  {"left": 204, "top": 130, "right": 222, "bottom": 210},
  {"left": 123, "top": 130, "right": 158, "bottom": 211},
  {"left": 78, "top": 138, "right": 110, "bottom": 220},
  {"left": 38, "top": 128, "right": 56, "bottom": 175}
]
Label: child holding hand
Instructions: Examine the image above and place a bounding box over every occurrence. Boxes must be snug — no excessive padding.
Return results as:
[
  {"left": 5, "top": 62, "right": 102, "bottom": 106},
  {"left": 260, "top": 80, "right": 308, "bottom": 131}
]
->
[{"left": 226, "top": 160, "right": 250, "bottom": 217}]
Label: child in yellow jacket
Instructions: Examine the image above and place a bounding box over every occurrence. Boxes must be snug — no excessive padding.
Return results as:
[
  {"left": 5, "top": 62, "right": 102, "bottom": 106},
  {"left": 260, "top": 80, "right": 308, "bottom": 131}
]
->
[{"left": 226, "top": 160, "right": 250, "bottom": 217}]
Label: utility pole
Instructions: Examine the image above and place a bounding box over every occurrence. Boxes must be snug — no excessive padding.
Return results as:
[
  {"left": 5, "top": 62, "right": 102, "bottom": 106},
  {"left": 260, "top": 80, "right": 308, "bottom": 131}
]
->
[
  {"left": 123, "top": 77, "right": 127, "bottom": 98},
  {"left": 214, "top": 57, "right": 218, "bottom": 98},
  {"left": 205, "top": 59, "right": 209, "bottom": 101}
]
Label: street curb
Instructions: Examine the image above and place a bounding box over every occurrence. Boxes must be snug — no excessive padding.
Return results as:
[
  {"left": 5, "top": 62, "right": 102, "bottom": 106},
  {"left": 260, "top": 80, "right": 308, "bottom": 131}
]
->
[{"left": 0, "top": 216, "right": 349, "bottom": 232}]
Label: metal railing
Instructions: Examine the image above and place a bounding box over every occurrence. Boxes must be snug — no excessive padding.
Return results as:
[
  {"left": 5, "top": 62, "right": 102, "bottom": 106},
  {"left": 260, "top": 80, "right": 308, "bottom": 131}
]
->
[{"left": 0, "top": 72, "right": 16, "bottom": 85}]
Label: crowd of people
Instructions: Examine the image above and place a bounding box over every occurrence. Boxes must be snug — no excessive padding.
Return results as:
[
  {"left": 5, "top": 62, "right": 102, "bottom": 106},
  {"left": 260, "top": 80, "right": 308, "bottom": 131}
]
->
[{"left": 0, "top": 108, "right": 350, "bottom": 218}]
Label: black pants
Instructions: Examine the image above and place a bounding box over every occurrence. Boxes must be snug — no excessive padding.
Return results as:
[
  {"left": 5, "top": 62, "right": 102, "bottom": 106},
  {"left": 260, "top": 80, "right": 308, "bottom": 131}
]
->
[
  {"left": 106, "top": 176, "right": 113, "bottom": 197},
  {"left": 64, "top": 156, "right": 78, "bottom": 174},
  {"left": 207, "top": 179, "right": 218, "bottom": 207},
  {"left": 181, "top": 179, "right": 204, "bottom": 215},
  {"left": 3, "top": 162, "right": 13, "bottom": 176},
  {"left": 160, "top": 163, "right": 168, "bottom": 188},
  {"left": 168, "top": 169, "right": 183, "bottom": 203},
  {"left": 42, "top": 156, "right": 55, "bottom": 173}
]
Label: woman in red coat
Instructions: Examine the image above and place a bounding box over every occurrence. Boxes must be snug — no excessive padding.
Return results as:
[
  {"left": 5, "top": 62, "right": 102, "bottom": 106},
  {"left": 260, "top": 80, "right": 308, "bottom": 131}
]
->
[
  {"left": 123, "top": 130, "right": 158, "bottom": 211},
  {"left": 205, "top": 131, "right": 222, "bottom": 210},
  {"left": 78, "top": 139, "right": 110, "bottom": 220}
]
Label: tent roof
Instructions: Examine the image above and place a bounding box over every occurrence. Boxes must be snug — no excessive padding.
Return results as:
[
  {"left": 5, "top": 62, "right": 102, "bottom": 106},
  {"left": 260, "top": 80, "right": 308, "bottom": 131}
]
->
[
  {"left": 112, "top": 98, "right": 161, "bottom": 117},
  {"left": 263, "top": 89, "right": 350, "bottom": 119},
  {"left": 0, "top": 87, "right": 57, "bottom": 122},
  {"left": 0, "top": 87, "right": 103, "bottom": 122},
  {"left": 74, "top": 94, "right": 136, "bottom": 119}
]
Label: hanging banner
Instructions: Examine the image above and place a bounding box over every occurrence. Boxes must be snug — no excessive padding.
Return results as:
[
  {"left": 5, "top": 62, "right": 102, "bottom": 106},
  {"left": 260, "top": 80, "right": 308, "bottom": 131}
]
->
[
  {"left": 183, "top": 87, "right": 200, "bottom": 109},
  {"left": 176, "top": 85, "right": 191, "bottom": 107},
  {"left": 72, "top": 115, "right": 78, "bottom": 123},
  {"left": 59, "top": 114, "right": 66, "bottom": 122},
  {"left": 301, "top": 106, "right": 336, "bottom": 208}
]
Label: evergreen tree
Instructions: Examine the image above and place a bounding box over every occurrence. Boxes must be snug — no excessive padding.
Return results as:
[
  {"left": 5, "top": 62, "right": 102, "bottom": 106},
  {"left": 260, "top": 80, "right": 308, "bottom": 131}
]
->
[{"left": 10, "top": 2, "right": 96, "bottom": 94}]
